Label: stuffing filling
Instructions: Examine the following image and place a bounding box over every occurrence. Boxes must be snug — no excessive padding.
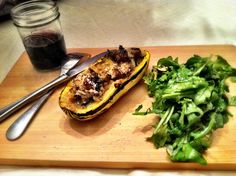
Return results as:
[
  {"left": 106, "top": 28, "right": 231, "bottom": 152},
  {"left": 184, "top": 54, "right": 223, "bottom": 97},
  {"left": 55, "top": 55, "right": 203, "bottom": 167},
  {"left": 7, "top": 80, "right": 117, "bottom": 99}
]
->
[{"left": 70, "top": 46, "right": 144, "bottom": 106}]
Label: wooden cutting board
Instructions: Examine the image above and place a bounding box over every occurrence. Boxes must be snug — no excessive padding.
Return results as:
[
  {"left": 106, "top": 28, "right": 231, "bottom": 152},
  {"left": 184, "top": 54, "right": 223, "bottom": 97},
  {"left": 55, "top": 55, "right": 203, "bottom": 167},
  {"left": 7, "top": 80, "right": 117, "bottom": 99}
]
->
[{"left": 0, "top": 45, "right": 236, "bottom": 170}]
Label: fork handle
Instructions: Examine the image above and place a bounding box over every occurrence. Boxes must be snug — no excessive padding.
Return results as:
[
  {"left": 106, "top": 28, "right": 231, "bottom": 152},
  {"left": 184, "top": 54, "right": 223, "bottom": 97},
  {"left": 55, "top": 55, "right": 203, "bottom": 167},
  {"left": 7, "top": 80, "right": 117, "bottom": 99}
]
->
[{"left": 6, "top": 91, "right": 53, "bottom": 140}]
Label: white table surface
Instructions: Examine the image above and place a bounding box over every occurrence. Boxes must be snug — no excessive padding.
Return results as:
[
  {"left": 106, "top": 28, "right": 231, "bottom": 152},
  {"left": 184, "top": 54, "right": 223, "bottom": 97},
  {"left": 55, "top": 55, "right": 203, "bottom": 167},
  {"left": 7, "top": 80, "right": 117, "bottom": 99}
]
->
[{"left": 0, "top": 0, "right": 236, "bottom": 175}]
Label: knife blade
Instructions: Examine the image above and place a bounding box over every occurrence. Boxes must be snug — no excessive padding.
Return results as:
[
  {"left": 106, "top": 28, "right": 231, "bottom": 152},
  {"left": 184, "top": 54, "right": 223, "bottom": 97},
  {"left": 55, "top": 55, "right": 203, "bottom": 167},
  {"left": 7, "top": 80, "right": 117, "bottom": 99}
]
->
[
  {"left": 66, "top": 51, "right": 107, "bottom": 77},
  {"left": 0, "top": 51, "right": 108, "bottom": 123}
]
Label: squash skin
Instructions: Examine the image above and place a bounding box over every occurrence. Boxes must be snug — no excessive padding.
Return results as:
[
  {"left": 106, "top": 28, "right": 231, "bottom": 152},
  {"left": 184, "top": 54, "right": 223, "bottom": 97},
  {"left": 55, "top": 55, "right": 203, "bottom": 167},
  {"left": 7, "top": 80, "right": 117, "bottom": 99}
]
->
[{"left": 59, "top": 50, "right": 150, "bottom": 121}]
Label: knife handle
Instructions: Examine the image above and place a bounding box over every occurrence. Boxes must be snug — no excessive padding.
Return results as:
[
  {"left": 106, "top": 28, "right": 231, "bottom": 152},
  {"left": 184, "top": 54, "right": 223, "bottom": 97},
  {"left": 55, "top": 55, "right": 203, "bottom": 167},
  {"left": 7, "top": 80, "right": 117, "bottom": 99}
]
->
[{"left": 0, "top": 74, "right": 68, "bottom": 123}]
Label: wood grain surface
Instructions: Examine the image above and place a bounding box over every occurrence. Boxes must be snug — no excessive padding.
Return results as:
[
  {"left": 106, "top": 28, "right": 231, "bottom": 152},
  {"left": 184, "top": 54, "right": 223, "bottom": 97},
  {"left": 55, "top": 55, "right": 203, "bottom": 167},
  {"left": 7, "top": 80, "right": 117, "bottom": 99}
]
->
[{"left": 0, "top": 45, "right": 236, "bottom": 170}]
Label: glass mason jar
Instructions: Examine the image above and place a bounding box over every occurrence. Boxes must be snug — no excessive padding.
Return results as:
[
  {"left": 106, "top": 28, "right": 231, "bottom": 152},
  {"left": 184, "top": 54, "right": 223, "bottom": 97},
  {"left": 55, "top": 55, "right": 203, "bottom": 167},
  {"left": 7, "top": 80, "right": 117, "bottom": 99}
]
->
[{"left": 11, "top": 0, "right": 67, "bottom": 70}]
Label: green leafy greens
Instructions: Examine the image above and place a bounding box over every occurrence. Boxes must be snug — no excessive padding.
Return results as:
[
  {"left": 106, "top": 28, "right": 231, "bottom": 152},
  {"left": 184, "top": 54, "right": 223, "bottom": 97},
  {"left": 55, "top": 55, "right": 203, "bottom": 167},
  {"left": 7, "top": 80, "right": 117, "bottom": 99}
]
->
[{"left": 134, "top": 55, "right": 236, "bottom": 165}]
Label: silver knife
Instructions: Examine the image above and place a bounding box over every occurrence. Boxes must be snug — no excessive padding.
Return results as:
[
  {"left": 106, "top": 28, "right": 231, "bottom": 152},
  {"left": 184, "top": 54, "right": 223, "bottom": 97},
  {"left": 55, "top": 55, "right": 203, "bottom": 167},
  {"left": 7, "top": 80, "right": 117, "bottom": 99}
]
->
[{"left": 0, "top": 51, "right": 108, "bottom": 123}]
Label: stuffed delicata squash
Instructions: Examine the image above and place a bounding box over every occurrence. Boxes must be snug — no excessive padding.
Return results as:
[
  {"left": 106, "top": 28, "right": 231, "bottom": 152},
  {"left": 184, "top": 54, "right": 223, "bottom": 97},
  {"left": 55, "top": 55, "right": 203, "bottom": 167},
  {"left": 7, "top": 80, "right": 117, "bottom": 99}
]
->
[{"left": 59, "top": 46, "right": 150, "bottom": 120}]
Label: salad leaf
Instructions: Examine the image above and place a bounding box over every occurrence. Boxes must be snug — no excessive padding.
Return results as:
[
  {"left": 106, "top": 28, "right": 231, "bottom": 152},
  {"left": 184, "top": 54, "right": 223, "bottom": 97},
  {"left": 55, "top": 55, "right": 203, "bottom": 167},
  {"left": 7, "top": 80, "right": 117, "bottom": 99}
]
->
[
  {"left": 135, "top": 55, "right": 236, "bottom": 165},
  {"left": 229, "top": 96, "right": 236, "bottom": 106}
]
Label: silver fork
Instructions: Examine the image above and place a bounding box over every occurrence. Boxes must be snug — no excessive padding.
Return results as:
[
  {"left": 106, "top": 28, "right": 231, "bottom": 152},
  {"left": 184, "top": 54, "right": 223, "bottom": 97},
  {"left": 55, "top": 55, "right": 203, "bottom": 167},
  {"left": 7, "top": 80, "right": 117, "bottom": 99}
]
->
[{"left": 6, "top": 53, "right": 83, "bottom": 140}]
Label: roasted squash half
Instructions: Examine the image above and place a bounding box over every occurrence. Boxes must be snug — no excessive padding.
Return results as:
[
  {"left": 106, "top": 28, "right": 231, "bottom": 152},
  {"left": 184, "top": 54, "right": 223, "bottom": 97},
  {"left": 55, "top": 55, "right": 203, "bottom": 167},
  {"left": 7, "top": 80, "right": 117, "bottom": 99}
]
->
[{"left": 59, "top": 46, "right": 150, "bottom": 120}]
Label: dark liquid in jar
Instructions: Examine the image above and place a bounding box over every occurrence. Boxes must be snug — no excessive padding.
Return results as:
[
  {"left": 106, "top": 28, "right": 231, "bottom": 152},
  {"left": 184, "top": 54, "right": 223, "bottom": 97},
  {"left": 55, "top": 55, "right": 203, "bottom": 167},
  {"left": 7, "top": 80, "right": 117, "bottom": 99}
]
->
[{"left": 23, "top": 32, "right": 66, "bottom": 70}]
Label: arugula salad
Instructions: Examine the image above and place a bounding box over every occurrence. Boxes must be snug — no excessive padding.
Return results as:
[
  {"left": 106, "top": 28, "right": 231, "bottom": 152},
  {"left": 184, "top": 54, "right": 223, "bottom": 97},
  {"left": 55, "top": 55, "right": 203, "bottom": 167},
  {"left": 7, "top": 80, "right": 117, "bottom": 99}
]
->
[{"left": 134, "top": 55, "right": 236, "bottom": 165}]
